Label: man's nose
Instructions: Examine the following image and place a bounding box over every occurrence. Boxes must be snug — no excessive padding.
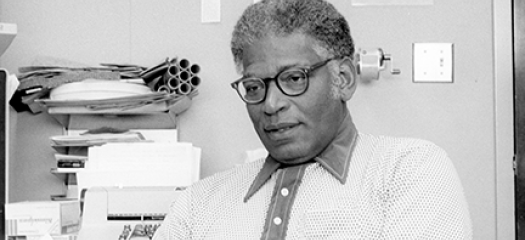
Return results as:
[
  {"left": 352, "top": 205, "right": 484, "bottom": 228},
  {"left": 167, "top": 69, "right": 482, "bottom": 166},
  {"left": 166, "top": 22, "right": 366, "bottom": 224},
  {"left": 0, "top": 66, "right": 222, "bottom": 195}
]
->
[{"left": 263, "top": 81, "right": 287, "bottom": 115}]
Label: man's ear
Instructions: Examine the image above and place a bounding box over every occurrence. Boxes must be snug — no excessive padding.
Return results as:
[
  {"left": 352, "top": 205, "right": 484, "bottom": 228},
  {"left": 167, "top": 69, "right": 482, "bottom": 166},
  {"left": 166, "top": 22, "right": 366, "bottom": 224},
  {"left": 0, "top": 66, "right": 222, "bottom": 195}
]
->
[{"left": 335, "top": 57, "right": 357, "bottom": 101}]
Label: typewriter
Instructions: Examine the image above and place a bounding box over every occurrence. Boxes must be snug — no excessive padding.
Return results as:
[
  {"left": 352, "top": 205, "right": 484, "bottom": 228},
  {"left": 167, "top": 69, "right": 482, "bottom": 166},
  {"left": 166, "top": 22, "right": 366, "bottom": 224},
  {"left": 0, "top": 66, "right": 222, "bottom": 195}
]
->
[{"left": 77, "top": 186, "right": 182, "bottom": 240}]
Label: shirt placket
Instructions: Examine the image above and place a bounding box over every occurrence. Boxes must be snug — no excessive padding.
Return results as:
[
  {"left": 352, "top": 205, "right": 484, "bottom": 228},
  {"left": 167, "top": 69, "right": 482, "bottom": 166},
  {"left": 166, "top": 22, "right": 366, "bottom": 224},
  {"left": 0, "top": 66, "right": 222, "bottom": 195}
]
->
[{"left": 260, "top": 164, "right": 308, "bottom": 240}]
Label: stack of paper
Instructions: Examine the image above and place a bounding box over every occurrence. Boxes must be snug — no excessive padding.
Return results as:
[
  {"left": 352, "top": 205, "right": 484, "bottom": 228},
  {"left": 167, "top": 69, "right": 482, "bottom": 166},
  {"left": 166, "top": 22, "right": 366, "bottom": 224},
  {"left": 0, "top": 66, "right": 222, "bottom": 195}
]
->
[
  {"left": 50, "top": 129, "right": 147, "bottom": 172},
  {"left": 77, "top": 142, "right": 201, "bottom": 195},
  {"left": 50, "top": 128, "right": 184, "bottom": 200},
  {"left": 51, "top": 131, "right": 145, "bottom": 146}
]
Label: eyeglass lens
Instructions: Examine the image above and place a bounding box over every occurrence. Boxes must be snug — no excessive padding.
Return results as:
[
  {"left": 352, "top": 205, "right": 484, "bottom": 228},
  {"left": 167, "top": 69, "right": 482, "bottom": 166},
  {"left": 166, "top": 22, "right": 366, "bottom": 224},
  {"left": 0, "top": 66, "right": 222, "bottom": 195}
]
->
[
  {"left": 238, "top": 79, "right": 266, "bottom": 102},
  {"left": 237, "top": 69, "right": 308, "bottom": 102}
]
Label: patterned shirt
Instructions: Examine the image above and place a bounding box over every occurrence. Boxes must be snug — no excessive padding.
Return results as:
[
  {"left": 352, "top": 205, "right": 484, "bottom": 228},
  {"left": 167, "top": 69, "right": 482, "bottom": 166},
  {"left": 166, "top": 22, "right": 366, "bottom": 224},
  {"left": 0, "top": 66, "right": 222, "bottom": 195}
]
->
[{"left": 153, "top": 115, "right": 472, "bottom": 239}]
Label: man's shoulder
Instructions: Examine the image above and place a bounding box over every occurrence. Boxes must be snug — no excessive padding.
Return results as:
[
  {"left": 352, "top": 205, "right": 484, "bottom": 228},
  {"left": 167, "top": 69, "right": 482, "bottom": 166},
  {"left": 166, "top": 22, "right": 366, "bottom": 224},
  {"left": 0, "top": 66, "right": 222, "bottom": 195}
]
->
[
  {"left": 357, "top": 133, "right": 460, "bottom": 192},
  {"left": 358, "top": 133, "right": 445, "bottom": 154},
  {"left": 357, "top": 133, "right": 450, "bottom": 168}
]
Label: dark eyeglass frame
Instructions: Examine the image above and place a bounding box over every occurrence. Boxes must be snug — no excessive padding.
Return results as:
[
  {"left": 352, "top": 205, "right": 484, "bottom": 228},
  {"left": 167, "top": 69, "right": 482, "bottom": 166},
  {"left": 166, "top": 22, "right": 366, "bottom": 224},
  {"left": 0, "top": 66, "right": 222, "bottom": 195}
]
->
[{"left": 231, "top": 57, "right": 337, "bottom": 104}]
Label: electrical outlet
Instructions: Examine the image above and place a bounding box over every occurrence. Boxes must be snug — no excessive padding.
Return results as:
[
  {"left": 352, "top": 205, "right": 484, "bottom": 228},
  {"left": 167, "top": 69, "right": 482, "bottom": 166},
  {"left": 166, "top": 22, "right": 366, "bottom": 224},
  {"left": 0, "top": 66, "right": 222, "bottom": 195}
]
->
[{"left": 413, "top": 43, "right": 454, "bottom": 83}]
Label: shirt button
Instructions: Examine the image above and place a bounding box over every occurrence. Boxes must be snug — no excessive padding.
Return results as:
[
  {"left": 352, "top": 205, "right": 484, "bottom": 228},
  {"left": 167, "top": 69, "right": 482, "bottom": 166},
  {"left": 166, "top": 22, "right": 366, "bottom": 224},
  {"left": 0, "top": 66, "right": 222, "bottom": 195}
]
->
[
  {"left": 281, "top": 188, "right": 289, "bottom": 196},
  {"left": 273, "top": 217, "right": 282, "bottom": 225}
]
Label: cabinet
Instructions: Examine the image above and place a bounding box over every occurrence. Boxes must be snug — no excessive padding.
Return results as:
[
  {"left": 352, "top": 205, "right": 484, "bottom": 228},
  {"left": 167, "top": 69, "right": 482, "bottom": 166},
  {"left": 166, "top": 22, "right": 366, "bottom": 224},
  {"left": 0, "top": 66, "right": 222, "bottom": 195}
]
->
[
  {"left": 1, "top": 22, "right": 16, "bottom": 237},
  {"left": 1, "top": 70, "right": 9, "bottom": 237},
  {"left": 44, "top": 96, "right": 193, "bottom": 200}
]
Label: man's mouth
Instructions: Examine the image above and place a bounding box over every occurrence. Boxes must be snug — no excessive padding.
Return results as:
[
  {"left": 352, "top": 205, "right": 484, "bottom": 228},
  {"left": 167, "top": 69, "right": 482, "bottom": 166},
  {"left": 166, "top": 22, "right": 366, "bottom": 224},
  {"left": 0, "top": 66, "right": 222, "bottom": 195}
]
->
[{"left": 265, "top": 122, "right": 298, "bottom": 133}]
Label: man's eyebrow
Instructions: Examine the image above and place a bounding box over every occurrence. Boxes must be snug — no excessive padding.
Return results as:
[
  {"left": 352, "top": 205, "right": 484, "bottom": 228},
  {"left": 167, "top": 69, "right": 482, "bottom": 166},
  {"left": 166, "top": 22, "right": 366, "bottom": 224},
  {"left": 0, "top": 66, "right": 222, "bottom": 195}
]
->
[{"left": 243, "top": 63, "right": 306, "bottom": 79}]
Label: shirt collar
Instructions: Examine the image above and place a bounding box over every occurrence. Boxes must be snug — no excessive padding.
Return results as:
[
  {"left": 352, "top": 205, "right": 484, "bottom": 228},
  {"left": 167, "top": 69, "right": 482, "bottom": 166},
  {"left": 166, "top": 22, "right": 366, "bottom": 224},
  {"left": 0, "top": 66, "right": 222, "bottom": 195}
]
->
[{"left": 244, "top": 114, "right": 358, "bottom": 202}]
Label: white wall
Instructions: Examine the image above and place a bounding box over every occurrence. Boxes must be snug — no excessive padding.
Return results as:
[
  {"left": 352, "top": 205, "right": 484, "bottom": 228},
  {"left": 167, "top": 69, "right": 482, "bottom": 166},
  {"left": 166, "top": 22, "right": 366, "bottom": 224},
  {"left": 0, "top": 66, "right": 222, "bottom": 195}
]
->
[{"left": 0, "top": 0, "right": 514, "bottom": 239}]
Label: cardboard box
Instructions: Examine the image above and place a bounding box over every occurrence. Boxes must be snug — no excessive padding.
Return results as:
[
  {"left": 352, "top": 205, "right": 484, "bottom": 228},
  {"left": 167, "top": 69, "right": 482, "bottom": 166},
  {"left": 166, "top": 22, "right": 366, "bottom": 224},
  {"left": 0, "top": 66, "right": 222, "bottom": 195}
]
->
[{"left": 5, "top": 201, "right": 81, "bottom": 236}]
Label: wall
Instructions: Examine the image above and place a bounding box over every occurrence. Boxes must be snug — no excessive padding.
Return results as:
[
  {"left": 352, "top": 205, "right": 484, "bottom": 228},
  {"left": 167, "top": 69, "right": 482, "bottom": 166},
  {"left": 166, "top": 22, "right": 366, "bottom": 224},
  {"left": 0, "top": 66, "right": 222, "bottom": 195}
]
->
[{"left": 0, "top": 0, "right": 513, "bottom": 239}]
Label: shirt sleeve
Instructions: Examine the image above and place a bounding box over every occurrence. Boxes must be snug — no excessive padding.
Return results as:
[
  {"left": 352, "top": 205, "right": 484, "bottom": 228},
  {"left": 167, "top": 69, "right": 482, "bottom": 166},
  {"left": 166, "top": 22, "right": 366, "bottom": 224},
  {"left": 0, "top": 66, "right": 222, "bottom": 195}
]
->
[
  {"left": 152, "top": 189, "right": 192, "bottom": 240},
  {"left": 380, "top": 141, "right": 473, "bottom": 239}
]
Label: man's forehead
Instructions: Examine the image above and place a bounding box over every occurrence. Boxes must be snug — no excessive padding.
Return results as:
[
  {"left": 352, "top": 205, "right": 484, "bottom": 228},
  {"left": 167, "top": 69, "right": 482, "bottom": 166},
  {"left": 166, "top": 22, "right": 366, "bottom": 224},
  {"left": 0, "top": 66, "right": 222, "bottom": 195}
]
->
[{"left": 241, "top": 34, "right": 321, "bottom": 77}]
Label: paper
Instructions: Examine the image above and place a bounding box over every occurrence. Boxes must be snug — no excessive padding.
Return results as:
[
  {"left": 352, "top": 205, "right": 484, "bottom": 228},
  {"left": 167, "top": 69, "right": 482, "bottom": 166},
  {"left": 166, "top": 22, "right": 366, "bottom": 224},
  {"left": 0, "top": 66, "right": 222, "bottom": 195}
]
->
[
  {"left": 0, "top": 22, "right": 16, "bottom": 57},
  {"left": 87, "top": 142, "right": 194, "bottom": 170},
  {"left": 37, "top": 91, "right": 192, "bottom": 114},
  {"left": 6, "top": 71, "right": 19, "bottom": 101},
  {"left": 351, "top": 0, "right": 433, "bottom": 6},
  {"left": 192, "top": 147, "right": 202, "bottom": 182},
  {"left": 50, "top": 131, "right": 145, "bottom": 147},
  {"left": 77, "top": 142, "right": 201, "bottom": 193},
  {"left": 201, "top": 0, "right": 221, "bottom": 23},
  {"left": 68, "top": 128, "right": 178, "bottom": 142}
]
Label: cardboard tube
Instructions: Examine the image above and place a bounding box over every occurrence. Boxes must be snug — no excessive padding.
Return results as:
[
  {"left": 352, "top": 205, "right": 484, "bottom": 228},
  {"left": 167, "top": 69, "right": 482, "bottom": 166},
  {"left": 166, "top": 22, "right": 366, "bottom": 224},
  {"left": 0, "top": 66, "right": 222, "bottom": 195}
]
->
[
  {"left": 176, "top": 82, "right": 192, "bottom": 95},
  {"left": 178, "top": 59, "right": 190, "bottom": 70},
  {"left": 157, "top": 84, "right": 170, "bottom": 93},
  {"left": 161, "top": 64, "right": 178, "bottom": 86},
  {"left": 167, "top": 77, "right": 180, "bottom": 90},
  {"left": 190, "top": 76, "right": 201, "bottom": 89},
  {"left": 167, "top": 64, "right": 179, "bottom": 76},
  {"left": 178, "top": 70, "right": 191, "bottom": 82},
  {"left": 190, "top": 64, "right": 200, "bottom": 74}
]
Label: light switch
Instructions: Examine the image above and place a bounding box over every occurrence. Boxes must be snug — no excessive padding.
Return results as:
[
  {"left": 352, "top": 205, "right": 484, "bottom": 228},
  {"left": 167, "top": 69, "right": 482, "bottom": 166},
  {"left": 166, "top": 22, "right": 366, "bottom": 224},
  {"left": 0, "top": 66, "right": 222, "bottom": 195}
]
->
[{"left": 413, "top": 43, "right": 454, "bottom": 83}]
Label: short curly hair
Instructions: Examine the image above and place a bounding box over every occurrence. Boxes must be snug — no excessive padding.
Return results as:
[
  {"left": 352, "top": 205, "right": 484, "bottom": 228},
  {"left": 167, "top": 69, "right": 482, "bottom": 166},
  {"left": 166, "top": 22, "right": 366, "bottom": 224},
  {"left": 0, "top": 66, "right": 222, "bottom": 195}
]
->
[{"left": 231, "top": 0, "right": 355, "bottom": 73}]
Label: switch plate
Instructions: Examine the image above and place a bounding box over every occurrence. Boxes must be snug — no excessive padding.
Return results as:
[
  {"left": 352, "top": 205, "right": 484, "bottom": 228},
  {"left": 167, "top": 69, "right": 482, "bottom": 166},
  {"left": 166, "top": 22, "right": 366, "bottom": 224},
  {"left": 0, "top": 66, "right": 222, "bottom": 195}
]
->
[{"left": 413, "top": 43, "right": 454, "bottom": 83}]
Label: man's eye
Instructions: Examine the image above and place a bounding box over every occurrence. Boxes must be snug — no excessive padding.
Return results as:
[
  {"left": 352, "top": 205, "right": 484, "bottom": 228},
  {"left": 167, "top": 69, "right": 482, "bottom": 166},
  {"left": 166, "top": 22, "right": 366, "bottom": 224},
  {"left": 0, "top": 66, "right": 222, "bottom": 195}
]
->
[
  {"left": 246, "top": 85, "right": 260, "bottom": 92},
  {"left": 280, "top": 71, "right": 306, "bottom": 84},
  {"left": 243, "top": 82, "right": 263, "bottom": 94}
]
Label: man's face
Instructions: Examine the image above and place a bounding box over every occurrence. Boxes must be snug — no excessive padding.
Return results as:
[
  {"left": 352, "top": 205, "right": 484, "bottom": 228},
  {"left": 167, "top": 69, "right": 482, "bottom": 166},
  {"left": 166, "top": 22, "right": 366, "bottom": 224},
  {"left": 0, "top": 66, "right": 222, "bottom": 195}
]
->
[{"left": 241, "top": 33, "right": 347, "bottom": 164}]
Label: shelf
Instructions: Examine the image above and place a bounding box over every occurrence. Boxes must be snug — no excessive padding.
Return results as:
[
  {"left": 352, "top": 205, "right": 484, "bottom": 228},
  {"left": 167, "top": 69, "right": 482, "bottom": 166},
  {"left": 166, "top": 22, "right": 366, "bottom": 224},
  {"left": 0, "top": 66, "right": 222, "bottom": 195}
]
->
[
  {"left": 44, "top": 96, "right": 192, "bottom": 131},
  {"left": 45, "top": 94, "right": 192, "bottom": 200},
  {"left": 50, "top": 168, "right": 82, "bottom": 185},
  {"left": 51, "top": 168, "right": 84, "bottom": 174}
]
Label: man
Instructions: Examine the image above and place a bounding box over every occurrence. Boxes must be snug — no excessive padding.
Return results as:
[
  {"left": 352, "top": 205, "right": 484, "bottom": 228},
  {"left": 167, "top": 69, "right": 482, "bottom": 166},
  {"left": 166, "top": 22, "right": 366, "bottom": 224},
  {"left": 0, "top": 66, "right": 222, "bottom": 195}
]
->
[{"left": 153, "top": 0, "right": 472, "bottom": 239}]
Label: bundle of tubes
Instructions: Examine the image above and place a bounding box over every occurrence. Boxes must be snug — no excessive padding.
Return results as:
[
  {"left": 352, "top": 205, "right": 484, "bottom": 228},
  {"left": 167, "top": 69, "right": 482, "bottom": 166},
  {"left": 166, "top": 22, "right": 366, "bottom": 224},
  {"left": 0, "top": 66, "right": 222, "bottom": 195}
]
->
[{"left": 153, "top": 58, "right": 201, "bottom": 96}]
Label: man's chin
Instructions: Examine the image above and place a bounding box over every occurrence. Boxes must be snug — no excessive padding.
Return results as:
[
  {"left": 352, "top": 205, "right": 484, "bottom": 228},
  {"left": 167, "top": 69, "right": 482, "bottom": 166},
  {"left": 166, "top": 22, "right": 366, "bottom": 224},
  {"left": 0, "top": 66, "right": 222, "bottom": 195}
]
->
[{"left": 268, "top": 146, "right": 311, "bottom": 165}]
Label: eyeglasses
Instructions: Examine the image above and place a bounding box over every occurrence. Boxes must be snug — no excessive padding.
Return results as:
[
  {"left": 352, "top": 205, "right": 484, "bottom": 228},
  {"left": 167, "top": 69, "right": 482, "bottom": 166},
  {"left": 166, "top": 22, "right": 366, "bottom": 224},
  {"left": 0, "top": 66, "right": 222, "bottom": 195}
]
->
[{"left": 231, "top": 57, "right": 336, "bottom": 104}]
